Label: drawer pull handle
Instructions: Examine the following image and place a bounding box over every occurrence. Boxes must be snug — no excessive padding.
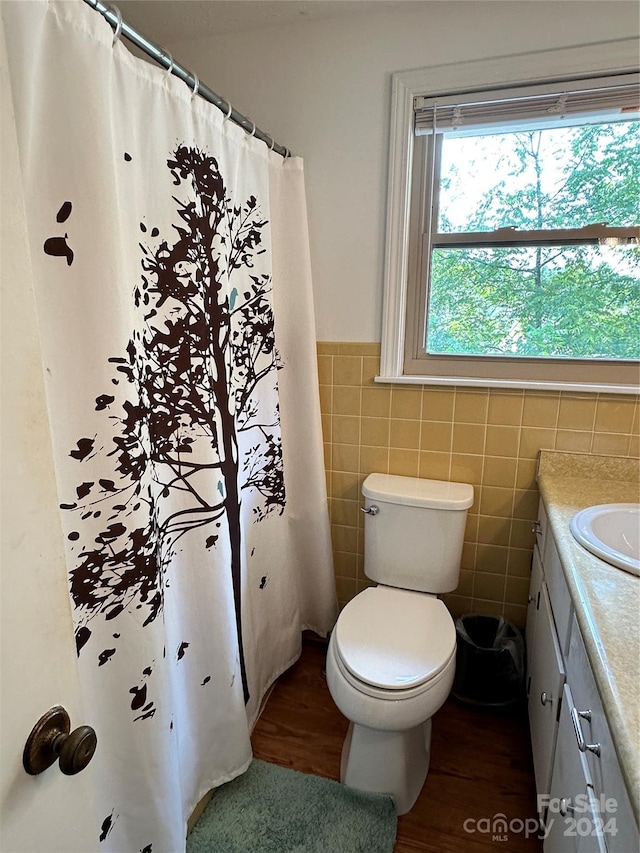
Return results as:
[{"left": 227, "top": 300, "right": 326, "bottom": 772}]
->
[
  {"left": 540, "top": 692, "right": 552, "bottom": 706},
  {"left": 571, "top": 707, "right": 601, "bottom": 757},
  {"left": 559, "top": 798, "right": 575, "bottom": 817}
]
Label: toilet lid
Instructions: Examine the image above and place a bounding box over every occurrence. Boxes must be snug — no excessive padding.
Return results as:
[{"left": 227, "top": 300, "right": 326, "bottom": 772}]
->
[{"left": 334, "top": 587, "right": 456, "bottom": 691}]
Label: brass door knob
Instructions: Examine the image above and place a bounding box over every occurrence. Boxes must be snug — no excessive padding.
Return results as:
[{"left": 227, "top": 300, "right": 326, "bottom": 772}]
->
[{"left": 23, "top": 706, "right": 97, "bottom": 776}]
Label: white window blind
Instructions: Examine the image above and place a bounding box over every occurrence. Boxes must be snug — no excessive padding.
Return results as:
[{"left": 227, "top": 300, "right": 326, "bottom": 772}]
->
[{"left": 414, "top": 73, "right": 640, "bottom": 137}]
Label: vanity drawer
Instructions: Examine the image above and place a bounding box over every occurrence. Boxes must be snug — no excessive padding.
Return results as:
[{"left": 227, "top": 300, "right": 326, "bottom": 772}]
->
[
  {"left": 535, "top": 499, "right": 548, "bottom": 560},
  {"left": 526, "top": 545, "right": 543, "bottom": 682},
  {"left": 567, "top": 618, "right": 638, "bottom": 853},
  {"left": 543, "top": 534, "right": 572, "bottom": 655},
  {"left": 544, "top": 684, "right": 607, "bottom": 853}
]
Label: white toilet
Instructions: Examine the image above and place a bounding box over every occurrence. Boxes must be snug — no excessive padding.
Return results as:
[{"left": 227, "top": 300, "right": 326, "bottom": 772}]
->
[{"left": 326, "top": 472, "right": 474, "bottom": 814}]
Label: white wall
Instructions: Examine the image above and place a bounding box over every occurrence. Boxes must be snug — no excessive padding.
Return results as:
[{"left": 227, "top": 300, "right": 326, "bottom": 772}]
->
[{"left": 168, "top": 2, "right": 640, "bottom": 342}]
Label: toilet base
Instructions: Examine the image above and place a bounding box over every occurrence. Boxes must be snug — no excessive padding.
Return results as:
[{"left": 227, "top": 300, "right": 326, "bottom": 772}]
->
[{"left": 340, "top": 717, "right": 432, "bottom": 815}]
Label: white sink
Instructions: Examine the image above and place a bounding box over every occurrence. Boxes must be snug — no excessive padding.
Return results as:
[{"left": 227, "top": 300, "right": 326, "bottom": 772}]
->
[{"left": 570, "top": 504, "right": 640, "bottom": 577}]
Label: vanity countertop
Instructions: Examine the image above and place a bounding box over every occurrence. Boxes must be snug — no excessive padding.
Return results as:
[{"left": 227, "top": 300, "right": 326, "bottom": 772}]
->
[{"left": 537, "top": 450, "right": 640, "bottom": 822}]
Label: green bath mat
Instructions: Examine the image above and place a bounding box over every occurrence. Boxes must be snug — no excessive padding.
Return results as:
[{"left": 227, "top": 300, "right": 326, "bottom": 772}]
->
[{"left": 187, "top": 759, "right": 397, "bottom": 853}]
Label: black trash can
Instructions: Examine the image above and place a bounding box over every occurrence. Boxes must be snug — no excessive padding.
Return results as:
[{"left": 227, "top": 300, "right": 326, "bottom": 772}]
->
[{"left": 452, "top": 614, "right": 525, "bottom": 708}]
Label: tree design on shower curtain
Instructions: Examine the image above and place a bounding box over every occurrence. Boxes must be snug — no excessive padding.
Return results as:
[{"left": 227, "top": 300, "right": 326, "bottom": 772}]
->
[{"left": 60, "top": 145, "right": 285, "bottom": 703}]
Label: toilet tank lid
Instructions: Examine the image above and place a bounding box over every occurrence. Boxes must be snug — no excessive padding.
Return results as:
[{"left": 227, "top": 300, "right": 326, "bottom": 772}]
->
[{"left": 362, "top": 473, "right": 473, "bottom": 510}]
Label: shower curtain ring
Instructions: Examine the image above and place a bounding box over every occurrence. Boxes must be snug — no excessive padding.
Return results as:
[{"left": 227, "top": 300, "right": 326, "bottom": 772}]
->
[
  {"left": 248, "top": 121, "right": 256, "bottom": 137},
  {"left": 224, "top": 101, "right": 233, "bottom": 120},
  {"left": 110, "top": 4, "right": 123, "bottom": 45},
  {"left": 269, "top": 136, "right": 276, "bottom": 151},
  {"left": 162, "top": 50, "right": 174, "bottom": 78},
  {"left": 190, "top": 74, "right": 199, "bottom": 100}
]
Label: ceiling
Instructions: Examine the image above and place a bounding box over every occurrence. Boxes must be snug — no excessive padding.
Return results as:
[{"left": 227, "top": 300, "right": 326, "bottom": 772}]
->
[{"left": 116, "top": 0, "right": 412, "bottom": 45}]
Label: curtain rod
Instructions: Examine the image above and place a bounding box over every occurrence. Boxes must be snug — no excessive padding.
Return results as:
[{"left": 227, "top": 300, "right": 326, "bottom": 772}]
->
[{"left": 81, "top": 0, "right": 291, "bottom": 158}]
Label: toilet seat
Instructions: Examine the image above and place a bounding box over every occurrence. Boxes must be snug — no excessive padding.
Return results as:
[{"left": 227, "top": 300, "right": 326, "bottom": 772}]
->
[{"left": 333, "top": 586, "right": 456, "bottom": 699}]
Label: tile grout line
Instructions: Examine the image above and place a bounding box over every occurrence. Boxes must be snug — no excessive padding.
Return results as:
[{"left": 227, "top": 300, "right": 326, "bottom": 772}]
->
[{"left": 503, "top": 392, "right": 526, "bottom": 615}]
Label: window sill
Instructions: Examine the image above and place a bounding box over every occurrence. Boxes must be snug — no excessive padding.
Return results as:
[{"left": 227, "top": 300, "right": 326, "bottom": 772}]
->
[{"left": 375, "top": 374, "right": 639, "bottom": 395}]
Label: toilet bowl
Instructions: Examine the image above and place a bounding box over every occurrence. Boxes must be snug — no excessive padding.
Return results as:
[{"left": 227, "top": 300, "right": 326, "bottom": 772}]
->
[
  {"left": 326, "top": 586, "right": 456, "bottom": 814},
  {"left": 325, "top": 473, "right": 473, "bottom": 815}
]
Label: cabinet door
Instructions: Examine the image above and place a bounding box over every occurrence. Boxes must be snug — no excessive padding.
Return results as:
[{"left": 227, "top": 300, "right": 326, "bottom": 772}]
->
[
  {"left": 529, "top": 584, "right": 565, "bottom": 799},
  {"left": 576, "top": 790, "right": 609, "bottom": 853},
  {"left": 544, "top": 685, "right": 606, "bottom": 853},
  {"left": 526, "top": 545, "right": 543, "bottom": 691}
]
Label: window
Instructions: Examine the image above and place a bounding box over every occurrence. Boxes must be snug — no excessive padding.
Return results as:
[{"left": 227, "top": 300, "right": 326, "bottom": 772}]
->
[{"left": 381, "top": 41, "right": 640, "bottom": 392}]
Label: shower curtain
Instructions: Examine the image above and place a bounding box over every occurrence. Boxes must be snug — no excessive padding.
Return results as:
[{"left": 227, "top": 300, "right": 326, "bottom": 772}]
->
[{"left": 3, "top": 2, "right": 337, "bottom": 850}]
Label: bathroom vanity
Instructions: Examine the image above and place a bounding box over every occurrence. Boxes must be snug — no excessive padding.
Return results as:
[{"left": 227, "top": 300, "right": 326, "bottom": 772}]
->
[{"left": 527, "top": 451, "right": 639, "bottom": 853}]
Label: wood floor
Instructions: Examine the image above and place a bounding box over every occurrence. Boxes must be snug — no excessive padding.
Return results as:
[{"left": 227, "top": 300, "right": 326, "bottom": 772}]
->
[{"left": 251, "top": 636, "right": 543, "bottom": 852}]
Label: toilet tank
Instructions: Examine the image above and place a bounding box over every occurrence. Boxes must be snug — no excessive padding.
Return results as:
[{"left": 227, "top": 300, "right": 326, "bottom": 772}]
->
[{"left": 362, "top": 473, "right": 474, "bottom": 594}]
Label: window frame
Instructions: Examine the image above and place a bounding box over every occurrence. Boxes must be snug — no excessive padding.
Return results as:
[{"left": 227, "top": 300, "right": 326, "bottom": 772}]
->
[{"left": 380, "top": 39, "right": 640, "bottom": 393}]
